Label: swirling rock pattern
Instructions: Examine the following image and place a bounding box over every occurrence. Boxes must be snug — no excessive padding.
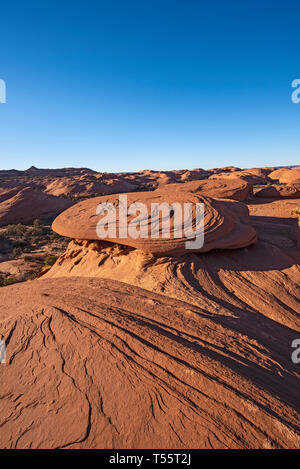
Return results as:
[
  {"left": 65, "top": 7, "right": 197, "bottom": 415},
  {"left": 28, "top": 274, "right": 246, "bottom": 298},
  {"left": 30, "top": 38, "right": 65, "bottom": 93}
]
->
[{"left": 52, "top": 192, "right": 257, "bottom": 255}]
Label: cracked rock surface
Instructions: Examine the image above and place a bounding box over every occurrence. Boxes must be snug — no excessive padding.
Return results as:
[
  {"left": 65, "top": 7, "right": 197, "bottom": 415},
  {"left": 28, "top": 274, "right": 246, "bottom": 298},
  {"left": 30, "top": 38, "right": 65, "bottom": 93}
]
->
[{"left": 0, "top": 276, "right": 300, "bottom": 449}]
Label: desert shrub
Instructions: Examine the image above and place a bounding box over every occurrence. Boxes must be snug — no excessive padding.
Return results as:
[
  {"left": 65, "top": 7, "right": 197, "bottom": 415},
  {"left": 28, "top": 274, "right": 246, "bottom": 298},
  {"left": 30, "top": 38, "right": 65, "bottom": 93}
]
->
[
  {"left": 31, "top": 219, "right": 43, "bottom": 236},
  {"left": 33, "top": 219, "right": 40, "bottom": 229},
  {"left": 0, "top": 276, "right": 20, "bottom": 287},
  {"left": 44, "top": 255, "right": 57, "bottom": 266},
  {"left": 4, "top": 224, "right": 28, "bottom": 236},
  {"left": 13, "top": 247, "right": 22, "bottom": 257},
  {"left": 24, "top": 255, "right": 36, "bottom": 262},
  {"left": 50, "top": 231, "right": 61, "bottom": 240}
]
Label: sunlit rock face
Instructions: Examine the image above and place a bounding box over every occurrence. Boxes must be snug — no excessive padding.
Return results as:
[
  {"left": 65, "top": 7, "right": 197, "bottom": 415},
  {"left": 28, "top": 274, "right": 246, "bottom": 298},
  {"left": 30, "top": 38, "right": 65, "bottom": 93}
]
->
[{"left": 51, "top": 191, "right": 257, "bottom": 255}]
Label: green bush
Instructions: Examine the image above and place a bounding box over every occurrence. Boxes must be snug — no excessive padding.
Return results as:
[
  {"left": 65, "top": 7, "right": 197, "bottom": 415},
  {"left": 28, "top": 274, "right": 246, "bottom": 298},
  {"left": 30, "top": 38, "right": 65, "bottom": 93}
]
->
[{"left": 44, "top": 255, "right": 57, "bottom": 266}]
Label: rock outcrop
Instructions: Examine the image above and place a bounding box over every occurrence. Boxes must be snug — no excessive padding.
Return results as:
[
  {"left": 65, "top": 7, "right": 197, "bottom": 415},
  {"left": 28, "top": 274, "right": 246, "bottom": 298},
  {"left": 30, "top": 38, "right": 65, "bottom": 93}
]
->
[
  {"left": 51, "top": 191, "right": 257, "bottom": 255},
  {"left": 209, "top": 168, "right": 270, "bottom": 185},
  {"left": 256, "top": 183, "right": 300, "bottom": 199},
  {"left": 157, "top": 178, "right": 253, "bottom": 201},
  {"left": 0, "top": 187, "right": 73, "bottom": 226},
  {"left": 269, "top": 168, "right": 300, "bottom": 184},
  {"left": 0, "top": 276, "right": 300, "bottom": 448}
]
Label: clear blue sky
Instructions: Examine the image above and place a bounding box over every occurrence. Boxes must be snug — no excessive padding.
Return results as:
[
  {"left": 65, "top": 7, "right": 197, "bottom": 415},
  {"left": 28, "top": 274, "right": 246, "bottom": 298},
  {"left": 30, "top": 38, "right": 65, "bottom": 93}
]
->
[{"left": 0, "top": 0, "right": 299, "bottom": 172}]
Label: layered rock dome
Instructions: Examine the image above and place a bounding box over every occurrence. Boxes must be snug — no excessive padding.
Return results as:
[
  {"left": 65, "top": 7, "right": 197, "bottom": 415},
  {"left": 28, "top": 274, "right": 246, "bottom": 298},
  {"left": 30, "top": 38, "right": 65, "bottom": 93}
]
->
[{"left": 52, "top": 191, "right": 257, "bottom": 255}]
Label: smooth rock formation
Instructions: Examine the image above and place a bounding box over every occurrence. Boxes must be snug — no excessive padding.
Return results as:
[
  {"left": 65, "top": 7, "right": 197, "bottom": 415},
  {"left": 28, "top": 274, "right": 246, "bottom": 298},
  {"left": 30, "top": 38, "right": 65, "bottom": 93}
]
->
[
  {"left": 256, "top": 183, "right": 300, "bottom": 199},
  {"left": 45, "top": 177, "right": 138, "bottom": 198},
  {"left": 157, "top": 178, "right": 253, "bottom": 201},
  {"left": 269, "top": 168, "right": 300, "bottom": 184},
  {"left": 0, "top": 187, "right": 73, "bottom": 226},
  {"left": 51, "top": 192, "right": 257, "bottom": 255},
  {"left": 209, "top": 168, "right": 270, "bottom": 185}
]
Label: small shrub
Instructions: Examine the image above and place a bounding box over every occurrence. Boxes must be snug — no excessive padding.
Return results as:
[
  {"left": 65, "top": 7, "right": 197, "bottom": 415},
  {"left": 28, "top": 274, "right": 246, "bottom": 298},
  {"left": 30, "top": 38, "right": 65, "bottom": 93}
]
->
[
  {"left": 33, "top": 219, "right": 40, "bottom": 229},
  {"left": 50, "top": 231, "right": 61, "bottom": 240},
  {"left": 44, "top": 255, "right": 57, "bottom": 267},
  {"left": 24, "top": 255, "right": 35, "bottom": 262},
  {"left": 4, "top": 224, "right": 27, "bottom": 236},
  {"left": 13, "top": 247, "right": 22, "bottom": 257},
  {"left": 0, "top": 276, "right": 20, "bottom": 287}
]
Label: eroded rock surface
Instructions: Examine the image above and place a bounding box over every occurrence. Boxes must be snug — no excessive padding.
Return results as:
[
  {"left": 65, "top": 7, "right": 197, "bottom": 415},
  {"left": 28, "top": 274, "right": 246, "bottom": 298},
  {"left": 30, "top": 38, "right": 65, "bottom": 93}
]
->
[
  {"left": 52, "top": 192, "right": 257, "bottom": 255},
  {"left": 0, "top": 276, "right": 300, "bottom": 448}
]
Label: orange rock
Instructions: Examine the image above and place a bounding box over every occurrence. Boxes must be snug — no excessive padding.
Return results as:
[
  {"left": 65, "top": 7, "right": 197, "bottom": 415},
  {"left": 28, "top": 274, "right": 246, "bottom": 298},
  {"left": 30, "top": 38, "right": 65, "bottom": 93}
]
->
[
  {"left": 157, "top": 177, "right": 253, "bottom": 201},
  {"left": 269, "top": 168, "right": 300, "bottom": 184},
  {"left": 209, "top": 168, "right": 270, "bottom": 184},
  {"left": 0, "top": 276, "right": 299, "bottom": 448},
  {"left": 52, "top": 191, "right": 257, "bottom": 255},
  {"left": 256, "top": 183, "right": 300, "bottom": 198},
  {"left": 0, "top": 187, "right": 73, "bottom": 226}
]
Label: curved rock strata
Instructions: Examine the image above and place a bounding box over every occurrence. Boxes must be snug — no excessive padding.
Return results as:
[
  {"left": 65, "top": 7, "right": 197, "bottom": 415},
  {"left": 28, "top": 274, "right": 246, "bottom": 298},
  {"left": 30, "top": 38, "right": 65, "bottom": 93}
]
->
[
  {"left": 0, "top": 277, "right": 300, "bottom": 449},
  {"left": 52, "top": 192, "right": 257, "bottom": 255}
]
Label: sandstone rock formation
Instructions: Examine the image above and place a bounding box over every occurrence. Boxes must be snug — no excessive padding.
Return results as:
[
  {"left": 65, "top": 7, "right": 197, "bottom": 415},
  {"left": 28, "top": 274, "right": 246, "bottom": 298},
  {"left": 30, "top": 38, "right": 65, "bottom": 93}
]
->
[
  {"left": 209, "top": 168, "right": 270, "bottom": 185},
  {"left": 157, "top": 178, "right": 253, "bottom": 201},
  {"left": 0, "top": 276, "right": 299, "bottom": 448},
  {"left": 0, "top": 187, "right": 73, "bottom": 226},
  {"left": 256, "top": 183, "right": 300, "bottom": 198},
  {"left": 45, "top": 177, "right": 138, "bottom": 198},
  {"left": 45, "top": 197, "right": 300, "bottom": 325},
  {"left": 1, "top": 167, "right": 300, "bottom": 449},
  {"left": 269, "top": 168, "right": 300, "bottom": 184},
  {"left": 51, "top": 191, "right": 257, "bottom": 255}
]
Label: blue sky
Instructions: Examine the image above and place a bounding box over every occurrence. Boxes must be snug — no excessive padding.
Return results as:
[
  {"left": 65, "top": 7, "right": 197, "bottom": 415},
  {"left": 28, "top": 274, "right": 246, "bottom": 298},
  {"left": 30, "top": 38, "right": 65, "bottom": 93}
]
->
[{"left": 0, "top": 0, "right": 299, "bottom": 172}]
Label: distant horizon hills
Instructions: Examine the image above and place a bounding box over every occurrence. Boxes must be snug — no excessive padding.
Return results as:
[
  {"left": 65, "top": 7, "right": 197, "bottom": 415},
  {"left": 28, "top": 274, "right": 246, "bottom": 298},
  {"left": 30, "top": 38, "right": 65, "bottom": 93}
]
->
[{"left": 0, "top": 164, "right": 299, "bottom": 179}]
